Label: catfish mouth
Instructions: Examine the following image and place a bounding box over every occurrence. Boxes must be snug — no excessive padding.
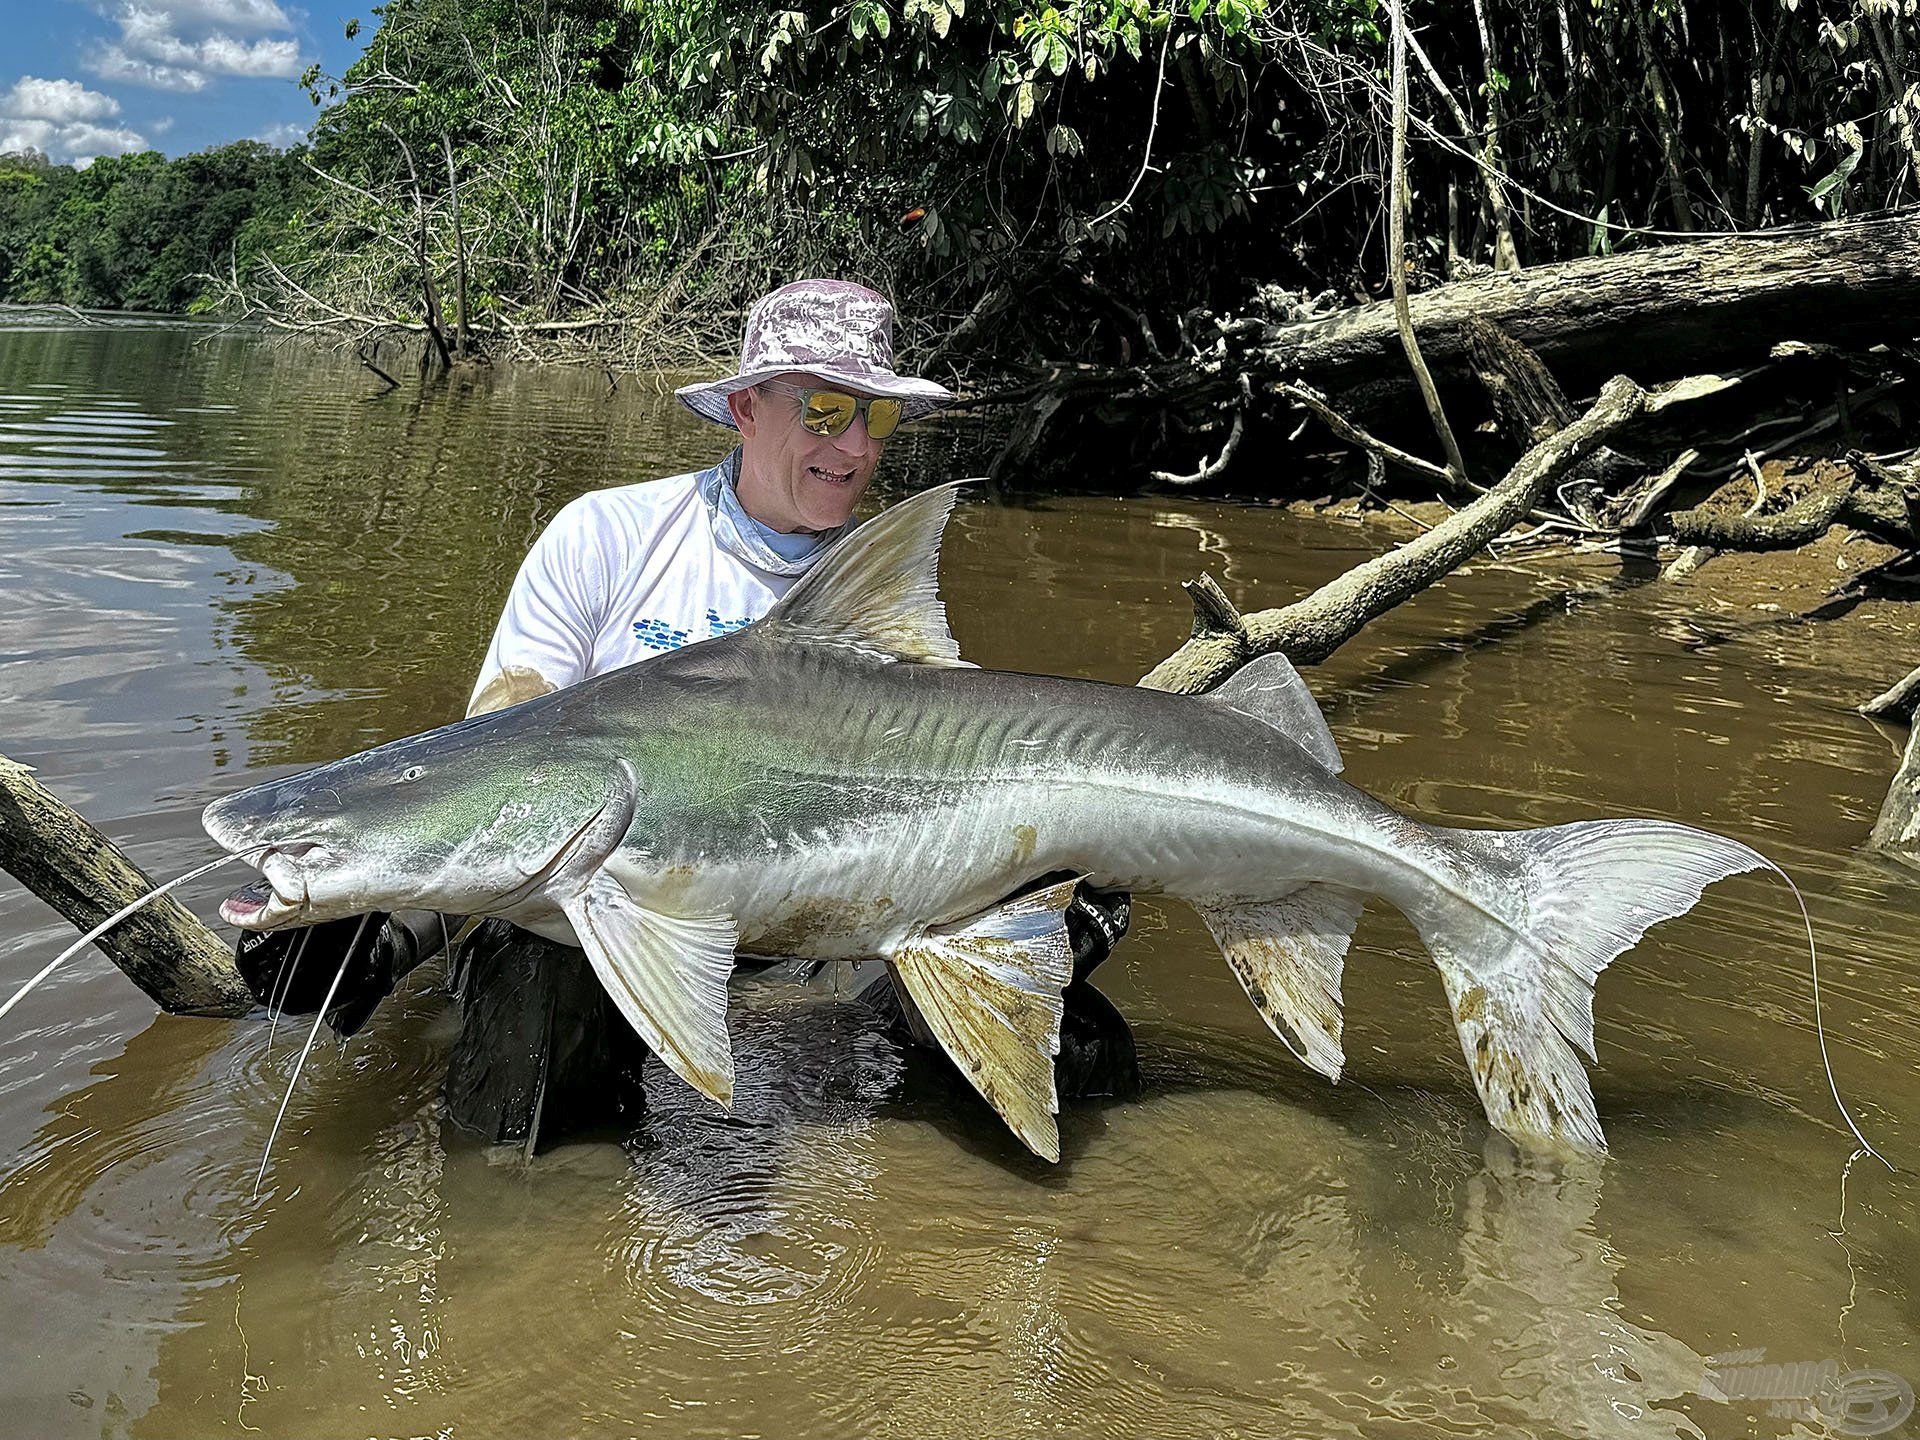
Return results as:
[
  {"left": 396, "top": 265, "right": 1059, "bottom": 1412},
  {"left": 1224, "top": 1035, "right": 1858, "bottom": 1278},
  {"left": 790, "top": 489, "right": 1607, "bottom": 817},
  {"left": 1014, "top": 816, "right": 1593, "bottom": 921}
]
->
[{"left": 218, "top": 841, "right": 329, "bottom": 929}]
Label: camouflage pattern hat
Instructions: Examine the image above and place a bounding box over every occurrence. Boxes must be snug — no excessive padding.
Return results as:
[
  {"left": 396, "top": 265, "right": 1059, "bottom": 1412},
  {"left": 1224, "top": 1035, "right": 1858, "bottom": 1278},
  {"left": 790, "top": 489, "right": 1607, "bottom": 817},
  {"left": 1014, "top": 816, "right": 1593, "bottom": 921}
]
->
[{"left": 675, "top": 279, "right": 954, "bottom": 430}]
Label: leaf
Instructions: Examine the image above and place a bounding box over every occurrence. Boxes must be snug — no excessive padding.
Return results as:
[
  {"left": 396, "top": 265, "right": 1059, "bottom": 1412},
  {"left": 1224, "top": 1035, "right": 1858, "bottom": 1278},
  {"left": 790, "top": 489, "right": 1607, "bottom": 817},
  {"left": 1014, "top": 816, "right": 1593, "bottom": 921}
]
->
[{"left": 1807, "top": 141, "right": 1862, "bottom": 205}]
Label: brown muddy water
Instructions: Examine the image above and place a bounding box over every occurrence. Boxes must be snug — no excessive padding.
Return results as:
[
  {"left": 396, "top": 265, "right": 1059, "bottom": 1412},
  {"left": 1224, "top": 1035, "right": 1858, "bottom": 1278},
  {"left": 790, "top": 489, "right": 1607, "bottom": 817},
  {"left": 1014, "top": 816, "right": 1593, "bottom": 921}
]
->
[{"left": 1, "top": 312, "right": 1917, "bottom": 1440}]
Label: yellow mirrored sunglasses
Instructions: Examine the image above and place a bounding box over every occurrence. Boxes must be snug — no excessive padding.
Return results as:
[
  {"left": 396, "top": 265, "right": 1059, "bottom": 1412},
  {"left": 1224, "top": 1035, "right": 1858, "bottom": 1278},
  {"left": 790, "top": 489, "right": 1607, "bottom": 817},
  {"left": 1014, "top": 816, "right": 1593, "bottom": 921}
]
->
[{"left": 760, "top": 380, "right": 904, "bottom": 440}]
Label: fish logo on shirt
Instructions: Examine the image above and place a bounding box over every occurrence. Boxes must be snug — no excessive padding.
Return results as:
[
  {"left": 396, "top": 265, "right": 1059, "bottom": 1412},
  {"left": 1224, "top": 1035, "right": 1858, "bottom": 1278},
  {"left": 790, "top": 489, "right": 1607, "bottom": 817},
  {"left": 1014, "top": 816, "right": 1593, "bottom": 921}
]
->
[{"left": 633, "top": 609, "right": 755, "bottom": 653}]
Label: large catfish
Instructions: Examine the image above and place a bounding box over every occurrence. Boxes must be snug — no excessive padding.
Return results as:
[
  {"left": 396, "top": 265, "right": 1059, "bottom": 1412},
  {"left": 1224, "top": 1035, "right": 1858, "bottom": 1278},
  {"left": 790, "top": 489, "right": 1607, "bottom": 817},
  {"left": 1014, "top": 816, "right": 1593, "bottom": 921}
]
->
[{"left": 204, "top": 483, "right": 1772, "bottom": 1161}]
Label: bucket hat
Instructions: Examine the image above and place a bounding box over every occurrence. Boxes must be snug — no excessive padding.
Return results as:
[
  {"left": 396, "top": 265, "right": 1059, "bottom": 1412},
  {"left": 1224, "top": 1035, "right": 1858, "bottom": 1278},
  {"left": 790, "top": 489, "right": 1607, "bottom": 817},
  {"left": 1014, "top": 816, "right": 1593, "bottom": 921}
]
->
[{"left": 675, "top": 279, "right": 953, "bottom": 429}]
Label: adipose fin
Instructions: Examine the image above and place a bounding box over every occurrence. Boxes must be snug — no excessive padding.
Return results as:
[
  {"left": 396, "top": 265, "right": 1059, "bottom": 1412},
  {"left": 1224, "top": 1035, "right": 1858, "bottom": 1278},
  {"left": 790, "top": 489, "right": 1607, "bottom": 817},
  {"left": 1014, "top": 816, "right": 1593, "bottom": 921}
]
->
[{"left": 1204, "top": 652, "right": 1343, "bottom": 774}]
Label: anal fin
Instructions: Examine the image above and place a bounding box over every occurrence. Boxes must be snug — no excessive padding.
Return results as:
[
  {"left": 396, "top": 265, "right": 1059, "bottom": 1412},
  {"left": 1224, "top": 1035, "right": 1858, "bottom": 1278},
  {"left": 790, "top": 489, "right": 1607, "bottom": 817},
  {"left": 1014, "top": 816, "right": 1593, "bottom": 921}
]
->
[
  {"left": 1193, "top": 884, "right": 1365, "bottom": 1081},
  {"left": 561, "top": 870, "right": 738, "bottom": 1107},
  {"left": 887, "top": 876, "right": 1080, "bottom": 1162}
]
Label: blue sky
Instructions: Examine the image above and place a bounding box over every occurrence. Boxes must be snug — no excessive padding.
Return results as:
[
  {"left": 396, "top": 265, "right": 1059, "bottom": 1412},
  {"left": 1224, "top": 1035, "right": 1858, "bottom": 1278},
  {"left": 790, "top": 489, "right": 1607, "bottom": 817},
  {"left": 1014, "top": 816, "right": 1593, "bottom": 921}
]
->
[{"left": 0, "top": 0, "right": 378, "bottom": 165}]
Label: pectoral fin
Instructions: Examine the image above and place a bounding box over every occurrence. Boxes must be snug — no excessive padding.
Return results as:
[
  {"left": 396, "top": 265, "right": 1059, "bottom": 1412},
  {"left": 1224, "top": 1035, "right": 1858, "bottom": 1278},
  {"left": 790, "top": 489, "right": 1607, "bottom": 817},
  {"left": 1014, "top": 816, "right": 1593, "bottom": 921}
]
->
[
  {"left": 561, "top": 870, "right": 738, "bottom": 1107},
  {"left": 887, "top": 876, "right": 1080, "bottom": 1162},
  {"left": 1193, "top": 884, "right": 1365, "bottom": 1081}
]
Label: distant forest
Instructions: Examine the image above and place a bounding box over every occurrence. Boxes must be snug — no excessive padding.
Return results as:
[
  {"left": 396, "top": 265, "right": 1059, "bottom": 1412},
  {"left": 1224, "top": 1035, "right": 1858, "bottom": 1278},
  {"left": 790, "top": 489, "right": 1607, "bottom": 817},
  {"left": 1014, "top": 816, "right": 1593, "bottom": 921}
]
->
[{"left": 0, "top": 144, "right": 305, "bottom": 312}]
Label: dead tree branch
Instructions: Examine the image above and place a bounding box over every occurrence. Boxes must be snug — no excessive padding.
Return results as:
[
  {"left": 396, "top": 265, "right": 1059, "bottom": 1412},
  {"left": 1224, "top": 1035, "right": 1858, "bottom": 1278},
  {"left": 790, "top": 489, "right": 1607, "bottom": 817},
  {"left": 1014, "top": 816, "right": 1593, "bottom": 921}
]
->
[
  {"left": 1388, "top": 0, "right": 1469, "bottom": 486},
  {"left": 1276, "top": 380, "right": 1456, "bottom": 488},
  {"left": 442, "top": 131, "right": 472, "bottom": 359},
  {"left": 1152, "top": 374, "right": 1252, "bottom": 485},
  {"left": 0, "top": 755, "right": 250, "bottom": 1017},
  {"left": 1141, "top": 375, "right": 1648, "bottom": 692},
  {"left": 1665, "top": 449, "right": 1920, "bottom": 553},
  {"left": 379, "top": 121, "right": 453, "bottom": 370},
  {"left": 1862, "top": 663, "right": 1920, "bottom": 722},
  {"left": 1871, "top": 723, "right": 1920, "bottom": 862}
]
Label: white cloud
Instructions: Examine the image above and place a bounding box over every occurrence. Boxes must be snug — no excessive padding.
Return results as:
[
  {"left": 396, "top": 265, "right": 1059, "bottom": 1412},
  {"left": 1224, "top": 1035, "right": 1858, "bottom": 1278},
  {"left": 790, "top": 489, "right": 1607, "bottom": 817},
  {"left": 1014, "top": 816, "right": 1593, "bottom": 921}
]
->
[
  {"left": 2, "top": 76, "right": 121, "bottom": 122},
  {"left": 254, "top": 119, "right": 306, "bottom": 147},
  {"left": 150, "top": 0, "right": 295, "bottom": 32},
  {"left": 87, "top": 1, "right": 306, "bottom": 92},
  {"left": 90, "top": 51, "right": 210, "bottom": 92},
  {"left": 62, "top": 122, "right": 150, "bottom": 165},
  {"left": 0, "top": 88, "right": 146, "bottom": 165},
  {"left": 0, "top": 118, "right": 55, "bottom": 152}
]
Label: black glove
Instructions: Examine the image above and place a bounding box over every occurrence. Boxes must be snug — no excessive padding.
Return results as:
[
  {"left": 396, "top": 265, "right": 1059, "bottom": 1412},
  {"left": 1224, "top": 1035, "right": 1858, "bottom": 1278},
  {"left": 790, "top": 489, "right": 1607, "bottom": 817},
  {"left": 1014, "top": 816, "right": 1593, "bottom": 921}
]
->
[
  {"left": 230, "top": 893, "right": 405, "bottom": 1038},
  {"left": 1064, "top": 884, "right": 1131, "bottom": 982}
]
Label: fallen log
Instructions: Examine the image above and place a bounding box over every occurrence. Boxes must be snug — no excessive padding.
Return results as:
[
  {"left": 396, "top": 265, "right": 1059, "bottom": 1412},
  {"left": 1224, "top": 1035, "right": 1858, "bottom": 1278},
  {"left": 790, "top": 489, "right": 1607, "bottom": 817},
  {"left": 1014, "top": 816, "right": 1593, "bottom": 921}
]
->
[
  {"left": 1140, "top": 375, "right": 1648, "bottom": 692},
  {"left": 0, "top": 755, "right": 250, "bottom": 1017},
  {"left": 1665, "top": 451, "right": 1920, "bottom": 553},
  {"left": 981, "top": 212, "right": 1920, "bottom": 487},
  {"left": 1243, "top": 210, "right": 1920, "bottom": 412},
  {"left": 1862, "top": 663, "right": 1920, "bottom": 723},
  {"left": 1870, "top": 724, "right": 1920, "bottom": 863}
]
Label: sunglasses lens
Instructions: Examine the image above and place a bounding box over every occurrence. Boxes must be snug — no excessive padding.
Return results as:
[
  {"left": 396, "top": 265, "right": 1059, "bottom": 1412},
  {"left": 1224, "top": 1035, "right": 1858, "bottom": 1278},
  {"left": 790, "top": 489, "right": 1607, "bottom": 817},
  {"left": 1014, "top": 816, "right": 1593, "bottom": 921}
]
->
[
  {"left": 803, "top": 392, "right": 855, "bottom": 436},
  {"left": 866, "top": 398, "right": 903, "bottom": 439}
]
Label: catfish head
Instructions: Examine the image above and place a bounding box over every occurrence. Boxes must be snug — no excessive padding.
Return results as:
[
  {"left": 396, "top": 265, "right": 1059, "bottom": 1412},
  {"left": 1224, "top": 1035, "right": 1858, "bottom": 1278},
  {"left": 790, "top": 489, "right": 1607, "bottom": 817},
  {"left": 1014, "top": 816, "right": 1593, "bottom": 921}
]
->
[{"left": 203, "top": 703, "right": 637, "bottom": 930}]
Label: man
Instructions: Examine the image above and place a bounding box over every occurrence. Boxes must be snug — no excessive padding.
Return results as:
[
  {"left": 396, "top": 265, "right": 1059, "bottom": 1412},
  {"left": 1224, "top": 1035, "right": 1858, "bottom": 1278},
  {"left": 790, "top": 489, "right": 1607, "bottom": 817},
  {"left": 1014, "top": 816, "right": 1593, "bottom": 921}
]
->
[{"left": 236, "top": 279, "right": 1134, "bottom": 1149}]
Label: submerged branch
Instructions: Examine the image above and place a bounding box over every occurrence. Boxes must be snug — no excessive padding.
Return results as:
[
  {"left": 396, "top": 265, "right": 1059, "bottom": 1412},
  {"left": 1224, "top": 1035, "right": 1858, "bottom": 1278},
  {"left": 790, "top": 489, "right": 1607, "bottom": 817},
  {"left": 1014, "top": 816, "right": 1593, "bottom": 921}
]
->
[{"left": 1862, "top": 663, "right": 1920, "bottom": 723}]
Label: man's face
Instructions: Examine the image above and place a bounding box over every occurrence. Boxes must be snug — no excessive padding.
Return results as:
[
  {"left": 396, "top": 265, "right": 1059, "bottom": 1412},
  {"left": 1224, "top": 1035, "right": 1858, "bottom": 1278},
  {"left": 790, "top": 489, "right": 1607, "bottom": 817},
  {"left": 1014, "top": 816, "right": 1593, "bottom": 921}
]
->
[{"left": 730, "top": 370, "right": 887, "bottom": 534}]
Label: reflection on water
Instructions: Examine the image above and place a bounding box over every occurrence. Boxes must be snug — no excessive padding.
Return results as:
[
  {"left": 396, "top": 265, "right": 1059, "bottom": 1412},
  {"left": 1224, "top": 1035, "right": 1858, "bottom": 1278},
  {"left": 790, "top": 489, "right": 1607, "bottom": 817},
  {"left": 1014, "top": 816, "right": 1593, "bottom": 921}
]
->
[{"left": 0, "top": 311, "right": 1915, "bottom": 1438}]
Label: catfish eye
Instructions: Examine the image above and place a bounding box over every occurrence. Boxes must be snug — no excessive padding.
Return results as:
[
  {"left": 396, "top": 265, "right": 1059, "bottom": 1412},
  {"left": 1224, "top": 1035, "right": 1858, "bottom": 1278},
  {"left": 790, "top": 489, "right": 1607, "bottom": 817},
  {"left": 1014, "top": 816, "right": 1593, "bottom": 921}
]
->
[{"left": 399, "top": 765, "right": 425, "bottom": 784}]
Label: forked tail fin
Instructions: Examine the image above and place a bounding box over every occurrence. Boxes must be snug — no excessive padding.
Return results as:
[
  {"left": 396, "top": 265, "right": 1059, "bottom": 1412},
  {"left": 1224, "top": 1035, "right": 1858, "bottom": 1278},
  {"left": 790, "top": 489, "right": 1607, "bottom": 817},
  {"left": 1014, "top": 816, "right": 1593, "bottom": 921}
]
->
[{"left": 1414, "top": 819, "right": 1884, "bottom": 1161}]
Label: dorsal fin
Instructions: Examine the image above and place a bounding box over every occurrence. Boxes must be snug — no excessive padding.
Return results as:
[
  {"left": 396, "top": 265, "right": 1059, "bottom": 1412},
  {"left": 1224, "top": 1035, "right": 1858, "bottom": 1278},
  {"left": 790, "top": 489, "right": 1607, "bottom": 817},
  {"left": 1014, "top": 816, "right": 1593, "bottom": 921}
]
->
[
  {"left": 752, "top": 480, "right": 973, "bottom": 666},
  {"left": 1206, "top": 652, "right": 1343, "bottom": 773}
]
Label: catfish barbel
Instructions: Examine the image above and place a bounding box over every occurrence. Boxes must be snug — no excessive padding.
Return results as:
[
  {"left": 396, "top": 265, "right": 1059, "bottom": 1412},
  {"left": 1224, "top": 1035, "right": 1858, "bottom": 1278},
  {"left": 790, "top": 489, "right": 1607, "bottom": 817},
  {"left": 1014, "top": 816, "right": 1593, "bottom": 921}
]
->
[{"left": 196, "top": 483, "right": 1868, "bottom": 1162}]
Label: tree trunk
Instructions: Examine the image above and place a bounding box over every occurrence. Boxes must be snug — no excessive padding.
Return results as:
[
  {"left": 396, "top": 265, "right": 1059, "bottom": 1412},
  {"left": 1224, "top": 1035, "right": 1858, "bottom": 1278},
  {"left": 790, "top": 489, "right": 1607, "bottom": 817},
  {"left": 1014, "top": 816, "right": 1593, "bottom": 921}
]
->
[
  {"left": 1870, "top": 723, "right": 1920, "bottom": 861},
  {"left": 0, "top": 756, "right": 250, "bottom": 1017},
  {"left": 1289, "top": 211, "right": 1920, "bottom": 408}
]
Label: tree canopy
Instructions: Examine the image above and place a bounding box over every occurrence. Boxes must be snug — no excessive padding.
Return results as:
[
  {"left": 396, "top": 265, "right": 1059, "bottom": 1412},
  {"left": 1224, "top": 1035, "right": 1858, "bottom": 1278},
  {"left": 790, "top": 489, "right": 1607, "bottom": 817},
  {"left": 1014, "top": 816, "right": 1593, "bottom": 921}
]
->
[
  {"left": 0, "top": 143, "right": 306, "bottom": 312},
  {"left": 5, "top": 0, "right": 1917, "bottom": 367}
]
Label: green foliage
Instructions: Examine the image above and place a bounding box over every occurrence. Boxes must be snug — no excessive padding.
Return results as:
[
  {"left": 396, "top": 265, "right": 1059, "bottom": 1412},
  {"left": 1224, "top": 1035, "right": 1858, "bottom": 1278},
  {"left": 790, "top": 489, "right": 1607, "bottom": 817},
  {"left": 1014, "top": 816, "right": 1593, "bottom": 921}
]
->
[
  {"left": 265, "top": 0, "right": 1289, "bottom": 349},
  {"left": 0, "top": 142, "right": 307, "bottom": 311},
  {"left": 21, "top": 0, "right": 1914, "bottom": 369}
]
